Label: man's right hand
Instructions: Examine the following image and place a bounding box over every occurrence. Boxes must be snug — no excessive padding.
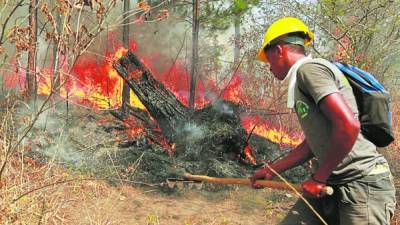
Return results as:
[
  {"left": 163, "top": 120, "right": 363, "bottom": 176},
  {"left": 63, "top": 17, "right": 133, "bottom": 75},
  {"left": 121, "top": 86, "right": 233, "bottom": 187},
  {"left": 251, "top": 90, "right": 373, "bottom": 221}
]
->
[{"left": 250, "top": 167, "right": 275, "bottom": 189}]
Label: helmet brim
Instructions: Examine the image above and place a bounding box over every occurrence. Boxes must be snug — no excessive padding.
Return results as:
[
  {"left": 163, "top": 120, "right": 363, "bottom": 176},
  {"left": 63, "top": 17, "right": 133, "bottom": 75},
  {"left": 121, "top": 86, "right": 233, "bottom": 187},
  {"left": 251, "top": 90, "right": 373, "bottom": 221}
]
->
[{"left": 257, "top": 47, "right": 269, "bottom": 63}]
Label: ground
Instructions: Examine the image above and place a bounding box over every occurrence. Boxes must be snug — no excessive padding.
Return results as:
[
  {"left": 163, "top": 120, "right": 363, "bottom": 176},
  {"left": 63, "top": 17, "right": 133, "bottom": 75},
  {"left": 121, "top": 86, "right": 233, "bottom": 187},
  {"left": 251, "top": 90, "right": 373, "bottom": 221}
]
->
[
  {"left": 4, "top": 168, "right": 398, "bottom": 225},
  {"left": 38, "top": 179, "right": 294, "bottom": 225},
  {"left": 1, "top": 105, "right": 399, "bottom": 225}
]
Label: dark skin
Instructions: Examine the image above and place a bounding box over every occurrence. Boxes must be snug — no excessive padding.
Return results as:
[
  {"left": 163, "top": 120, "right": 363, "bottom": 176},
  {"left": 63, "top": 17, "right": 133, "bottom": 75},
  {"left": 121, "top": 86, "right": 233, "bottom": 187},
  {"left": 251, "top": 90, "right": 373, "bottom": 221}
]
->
[{"left": 251, "top": 44, "right": 360, "bottom": 197}]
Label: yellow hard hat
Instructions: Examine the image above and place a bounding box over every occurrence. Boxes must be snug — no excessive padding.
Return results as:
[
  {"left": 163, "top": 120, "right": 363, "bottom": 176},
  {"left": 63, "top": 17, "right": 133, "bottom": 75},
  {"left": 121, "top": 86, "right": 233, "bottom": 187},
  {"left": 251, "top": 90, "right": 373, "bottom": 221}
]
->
[{"left": 257, "top": 17, "right": 314, "bottom": 63}]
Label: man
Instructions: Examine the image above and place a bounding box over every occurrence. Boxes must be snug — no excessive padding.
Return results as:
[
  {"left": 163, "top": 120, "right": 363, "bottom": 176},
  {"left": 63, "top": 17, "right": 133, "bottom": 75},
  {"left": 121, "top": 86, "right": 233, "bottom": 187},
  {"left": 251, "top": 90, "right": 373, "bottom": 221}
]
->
[{"left": 251, "top": 17, "right": 396, "bottom": 225}]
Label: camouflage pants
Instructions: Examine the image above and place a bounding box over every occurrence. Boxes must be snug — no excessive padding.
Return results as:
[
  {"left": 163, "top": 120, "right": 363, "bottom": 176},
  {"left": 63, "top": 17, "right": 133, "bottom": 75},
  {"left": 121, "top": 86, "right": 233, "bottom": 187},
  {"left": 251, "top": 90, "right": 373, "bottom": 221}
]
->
[{"left": 278, "top": 171, "right": 396, "bottom": 225}]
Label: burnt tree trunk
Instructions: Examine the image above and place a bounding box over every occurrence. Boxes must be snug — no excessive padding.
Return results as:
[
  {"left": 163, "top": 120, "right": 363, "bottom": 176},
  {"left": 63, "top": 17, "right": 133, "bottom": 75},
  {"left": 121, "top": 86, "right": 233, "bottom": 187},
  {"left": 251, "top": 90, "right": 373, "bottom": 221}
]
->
[
  {"left": 113, "top": 51, "right": 248, "bottom": 158},
  {"left": 26, "top": 0, "right": 38, "bottom": 99},
  {"left": 121, "top": 0, "right": 131, "bottom": 109},
  {"left": 113, "top": 51, "right": 190, "bottom": 143},
  {"left": 189, "top": 0, "right": 200, "bottom": 109}
]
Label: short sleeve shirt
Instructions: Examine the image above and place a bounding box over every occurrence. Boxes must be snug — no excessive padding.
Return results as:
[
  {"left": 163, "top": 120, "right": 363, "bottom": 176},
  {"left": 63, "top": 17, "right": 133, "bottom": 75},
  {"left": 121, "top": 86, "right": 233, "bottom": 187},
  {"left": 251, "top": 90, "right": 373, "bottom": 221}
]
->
[{"left": 295, "top": 58, "right": 386, "bottom": 184}]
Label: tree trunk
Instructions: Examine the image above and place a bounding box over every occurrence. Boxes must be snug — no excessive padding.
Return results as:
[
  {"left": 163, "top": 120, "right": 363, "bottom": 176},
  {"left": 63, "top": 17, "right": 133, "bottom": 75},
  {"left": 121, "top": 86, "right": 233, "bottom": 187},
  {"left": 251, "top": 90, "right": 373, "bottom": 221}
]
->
[
  {"left": 189, "top": 0, "right": 200, "bottom": 109},
  {"left": 233, "top": 17, "right": 240, "bottom": 66},
  {"left": 113, "top": 51, "right": 249, "bottom": 160},
  {"left": 113, "top": 51, "right": 190, "bottom": 143},
  {"left": 52, "top": 8, "right": 62, "bottom": 96},
  {"left": 26, "top": 0, "right": 38, "bottom": 99},
  {"left": 121, "top": 0, "right": 131, "bottom": 110}
]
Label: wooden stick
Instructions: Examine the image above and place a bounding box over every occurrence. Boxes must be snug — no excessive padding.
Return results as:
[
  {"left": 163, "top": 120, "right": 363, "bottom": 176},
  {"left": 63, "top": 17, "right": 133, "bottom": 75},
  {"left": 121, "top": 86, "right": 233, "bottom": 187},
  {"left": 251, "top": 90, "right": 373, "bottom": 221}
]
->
[{"left": 184, "top": 173, "right": 333, "bottom": 196}]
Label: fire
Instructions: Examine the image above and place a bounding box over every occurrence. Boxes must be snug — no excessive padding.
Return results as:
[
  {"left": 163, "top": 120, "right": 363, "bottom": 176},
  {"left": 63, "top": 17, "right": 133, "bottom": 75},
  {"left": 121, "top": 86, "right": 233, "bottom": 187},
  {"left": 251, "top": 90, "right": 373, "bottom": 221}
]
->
[
  {"left": 253, "top": 125, "right": 302, "bottom": 147},
  {"left": 242, "top": 115, "right": 302, "bottom": 147},
  {"left": 32, "top": 34, "right": 247, "bottom": 111},
  {"left": 219, "top": 75, "right": 243, "bottom": 104},
  {"left": 243, "top": 145, "right": 257, "bottom": 165},
  {"left": 127, "top": 127, "right": 145, "bottom": 138},
  {"left": 4, "top": 32, "right": 303, "bottom": 150},
  {"left": 35, "top": 46, "right": 145, "bottom": 110}
]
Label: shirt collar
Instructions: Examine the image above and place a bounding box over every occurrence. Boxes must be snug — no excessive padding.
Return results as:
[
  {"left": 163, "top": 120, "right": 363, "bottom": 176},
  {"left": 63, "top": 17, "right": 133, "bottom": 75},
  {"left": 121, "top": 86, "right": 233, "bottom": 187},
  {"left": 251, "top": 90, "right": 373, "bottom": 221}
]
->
[{"left": 285, "top": 55, "right": 312, "bottom": 108}]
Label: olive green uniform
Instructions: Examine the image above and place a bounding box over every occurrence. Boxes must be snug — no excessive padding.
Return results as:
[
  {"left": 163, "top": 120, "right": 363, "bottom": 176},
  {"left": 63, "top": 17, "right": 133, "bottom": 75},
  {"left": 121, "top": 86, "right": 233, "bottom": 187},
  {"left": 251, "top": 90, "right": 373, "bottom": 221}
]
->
[{"left": 279, "top": 58, "right": 396, "bottom": 225}]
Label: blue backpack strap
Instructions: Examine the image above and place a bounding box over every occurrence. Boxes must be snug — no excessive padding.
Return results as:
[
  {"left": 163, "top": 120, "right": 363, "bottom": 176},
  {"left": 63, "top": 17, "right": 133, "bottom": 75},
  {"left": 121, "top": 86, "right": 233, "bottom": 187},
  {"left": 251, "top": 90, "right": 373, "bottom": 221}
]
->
[
  {"left": 334, "top": 62, "right": 383, "bottom": 93},
  {"left": 349, "top": 64, "right": 386, "bottom": 91}
]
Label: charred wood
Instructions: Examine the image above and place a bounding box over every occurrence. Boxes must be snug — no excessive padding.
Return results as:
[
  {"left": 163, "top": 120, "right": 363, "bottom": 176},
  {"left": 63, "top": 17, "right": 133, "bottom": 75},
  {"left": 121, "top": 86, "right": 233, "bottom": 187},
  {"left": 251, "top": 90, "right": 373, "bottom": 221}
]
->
[
  {"left": 113, "top": 51, "right": 189, "bottom": 142},
  {"left": 110, "top": 105, "right": 157, "bottom": 129}
]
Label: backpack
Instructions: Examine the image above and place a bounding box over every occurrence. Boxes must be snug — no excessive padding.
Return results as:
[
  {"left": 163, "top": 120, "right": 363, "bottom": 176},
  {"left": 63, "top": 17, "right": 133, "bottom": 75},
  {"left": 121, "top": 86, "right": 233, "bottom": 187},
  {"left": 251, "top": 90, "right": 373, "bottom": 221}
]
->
[{"left": 334, "top": 62, "right": 394, "bottom": 147}]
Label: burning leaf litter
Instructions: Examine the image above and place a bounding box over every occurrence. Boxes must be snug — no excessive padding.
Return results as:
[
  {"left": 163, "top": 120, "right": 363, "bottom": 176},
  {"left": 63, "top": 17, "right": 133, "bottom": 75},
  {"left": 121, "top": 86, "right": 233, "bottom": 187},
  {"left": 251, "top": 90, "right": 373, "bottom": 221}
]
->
[{"left": 17, "top": 99, "right": 308, "bottom": 191}]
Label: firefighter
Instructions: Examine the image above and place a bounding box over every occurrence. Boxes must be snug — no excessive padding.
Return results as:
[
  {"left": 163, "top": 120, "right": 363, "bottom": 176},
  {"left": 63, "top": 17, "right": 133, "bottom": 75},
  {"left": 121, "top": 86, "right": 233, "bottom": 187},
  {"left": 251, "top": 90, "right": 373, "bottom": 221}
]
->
[{"left": 251, "top": 17, "right": 396, "bottom": 225}]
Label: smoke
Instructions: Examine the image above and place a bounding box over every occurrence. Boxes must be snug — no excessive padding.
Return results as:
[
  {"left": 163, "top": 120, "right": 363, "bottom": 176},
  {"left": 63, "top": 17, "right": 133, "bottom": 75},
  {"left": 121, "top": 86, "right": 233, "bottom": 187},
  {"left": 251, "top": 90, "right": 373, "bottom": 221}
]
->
[
  {"left": 211, "top": 100, "right": 235, "bottom": 116},
  {"left": 181, "top": 122, "right": 205, "bottom": 142},
  {"left": 15, "top": 99, "right": 119, "bottom": 171}
]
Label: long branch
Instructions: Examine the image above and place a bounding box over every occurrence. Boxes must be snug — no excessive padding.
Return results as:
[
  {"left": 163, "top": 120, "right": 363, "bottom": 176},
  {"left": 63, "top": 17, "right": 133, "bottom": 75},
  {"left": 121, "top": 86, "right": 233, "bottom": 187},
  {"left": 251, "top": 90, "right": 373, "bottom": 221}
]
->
[
  {"left": 11, "top": 177, "right": 163, "bottom": 203},
  {"left": 0, "top": 0, "right": 25, "bottom": 44}
]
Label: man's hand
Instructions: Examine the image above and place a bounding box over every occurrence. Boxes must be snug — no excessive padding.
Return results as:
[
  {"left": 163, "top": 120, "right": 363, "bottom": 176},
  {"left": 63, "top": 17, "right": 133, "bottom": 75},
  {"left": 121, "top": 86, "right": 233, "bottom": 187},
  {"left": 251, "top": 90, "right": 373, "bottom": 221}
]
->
[
  {"left": 250, "top": 167, "right": 274, "bottom": 189},
  {"left": 302, "top": 177, "right": 327, "bottom": 198}
]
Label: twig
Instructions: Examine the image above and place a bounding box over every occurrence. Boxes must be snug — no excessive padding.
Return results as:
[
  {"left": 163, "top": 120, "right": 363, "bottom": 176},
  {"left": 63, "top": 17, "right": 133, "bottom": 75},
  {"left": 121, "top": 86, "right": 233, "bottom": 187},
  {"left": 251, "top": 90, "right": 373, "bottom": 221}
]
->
[
  {"left": 11, "top": 177, "right": 163, "bottom": 203},
  {"left": 165, "top": 29, "right": 188, "bottom": 78},
  {"left": 0, "top": 0, "right": 25, "bottom": 45},
  {"left": 216, "top": 51, "right": 247, "bottom": 100},
  {"left": 265, "top": 164, "right": 329, "bottom": 225},
  {"left": 245, "top": 125, "right": 257, "bottom": 144}
]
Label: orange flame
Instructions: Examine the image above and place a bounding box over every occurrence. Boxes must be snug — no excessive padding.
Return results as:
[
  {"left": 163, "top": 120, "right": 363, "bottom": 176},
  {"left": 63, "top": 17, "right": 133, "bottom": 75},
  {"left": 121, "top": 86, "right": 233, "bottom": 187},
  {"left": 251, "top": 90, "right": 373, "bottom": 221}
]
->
[
  {"left": 37, "top": 47, "right": 145, "bottom": 110},
  {"left": 127, "top": 127, "right": 145, "bottom": 138},
  {"left": 242, "top": 116, "right": 302, "bottom": 148}
]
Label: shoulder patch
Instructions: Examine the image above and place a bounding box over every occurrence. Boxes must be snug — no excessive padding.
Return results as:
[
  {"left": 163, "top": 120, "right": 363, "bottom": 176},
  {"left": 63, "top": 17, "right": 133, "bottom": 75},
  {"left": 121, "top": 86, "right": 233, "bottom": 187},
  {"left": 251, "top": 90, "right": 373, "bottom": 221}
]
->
[
  {"left": 296, "top": 100, "right": 309, "bottom": 119},
  {"left": 339, "top": 74, "right": 351, "bottom": 88}
]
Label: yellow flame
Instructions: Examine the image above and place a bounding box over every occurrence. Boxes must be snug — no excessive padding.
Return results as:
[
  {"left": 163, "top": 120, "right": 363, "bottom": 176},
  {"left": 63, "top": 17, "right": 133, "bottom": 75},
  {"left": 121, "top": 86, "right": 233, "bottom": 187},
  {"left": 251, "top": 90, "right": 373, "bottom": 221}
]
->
[
  {"left": 246, "top": 121, "right": 302, "bottom": 146},
  {"left": 38, "top": 74, "right": 52, "bottom": 96}
]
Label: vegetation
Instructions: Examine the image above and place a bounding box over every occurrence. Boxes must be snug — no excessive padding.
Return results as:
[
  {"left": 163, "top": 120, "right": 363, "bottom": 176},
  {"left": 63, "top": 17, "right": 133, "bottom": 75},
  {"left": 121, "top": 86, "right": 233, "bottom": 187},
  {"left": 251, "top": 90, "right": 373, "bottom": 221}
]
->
[{"left": 0, "top": 0, "right": 399, "bottom": 224}]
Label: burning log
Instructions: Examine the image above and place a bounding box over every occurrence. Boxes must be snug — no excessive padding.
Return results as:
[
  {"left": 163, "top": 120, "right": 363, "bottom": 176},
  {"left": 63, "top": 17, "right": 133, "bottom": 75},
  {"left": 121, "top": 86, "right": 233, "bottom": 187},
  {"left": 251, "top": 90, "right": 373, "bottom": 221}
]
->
[
  {"left": 113, "top": 51, "right": 189, "bottom": 143},
  {"left": 112, "top": 51, "right": 253, "bottom": 167},
  {"left": 110, "top": 105, "right": 157, "bottom": 130}
]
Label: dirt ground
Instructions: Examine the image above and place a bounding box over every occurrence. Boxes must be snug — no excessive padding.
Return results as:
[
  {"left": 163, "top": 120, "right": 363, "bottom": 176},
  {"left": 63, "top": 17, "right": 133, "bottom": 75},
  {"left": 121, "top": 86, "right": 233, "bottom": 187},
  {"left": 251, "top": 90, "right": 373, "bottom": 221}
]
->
[
  {"left": 56, "top": 147, "right": 400, "bottom": 225},
  {"left": 51, "top": 178, "right": 399, "bottom": 225},
  {"left": 59, "top": 181, "right": 292, "bottom": 225},
  {"left": 2, "top": 159, "right": 399, "bottom": 225}
]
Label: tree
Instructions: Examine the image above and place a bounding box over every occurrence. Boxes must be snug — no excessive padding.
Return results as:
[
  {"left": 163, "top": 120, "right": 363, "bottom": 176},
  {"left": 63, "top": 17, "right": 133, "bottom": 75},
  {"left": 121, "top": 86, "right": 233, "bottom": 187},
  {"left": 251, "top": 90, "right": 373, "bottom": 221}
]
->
[
  {"left": 51, "top": 1, "right": 62, "bottom": 96},
  {"left": 231, "top": 0, "right": 260, "bottom": 65},
  {"left": 27, "top": 0, "right": 38, "bottom": 99},
  {"left": 122, "top": 0, "right": 131, "bottom": 110},
  {"left": 188, "top": 0, "right": 260, "bottom": 108},
  {"left": 189, "top": 0, "right": 200, "bottom": 109},
  {"left": 318, "top": 0, "right": 400, "bottom": 85},
  {"left": 276, "top": 0, "right": 400, "bottom": 87}
]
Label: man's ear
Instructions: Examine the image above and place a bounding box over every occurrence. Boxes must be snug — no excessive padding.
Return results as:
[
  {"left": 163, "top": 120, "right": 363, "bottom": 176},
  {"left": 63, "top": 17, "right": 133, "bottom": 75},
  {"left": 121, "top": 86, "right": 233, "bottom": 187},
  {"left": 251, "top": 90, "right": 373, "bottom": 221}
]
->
[{"left": 275, "top": 44, "right": 284, "bottom": 58}]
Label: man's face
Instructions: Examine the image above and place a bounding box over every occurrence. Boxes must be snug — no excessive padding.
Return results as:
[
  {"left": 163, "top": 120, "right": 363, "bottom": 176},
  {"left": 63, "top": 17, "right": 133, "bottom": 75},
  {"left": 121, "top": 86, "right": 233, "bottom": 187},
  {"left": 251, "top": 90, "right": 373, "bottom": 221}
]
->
[{"left": 265, "top": 45, "right": 289, "bottom": 80}]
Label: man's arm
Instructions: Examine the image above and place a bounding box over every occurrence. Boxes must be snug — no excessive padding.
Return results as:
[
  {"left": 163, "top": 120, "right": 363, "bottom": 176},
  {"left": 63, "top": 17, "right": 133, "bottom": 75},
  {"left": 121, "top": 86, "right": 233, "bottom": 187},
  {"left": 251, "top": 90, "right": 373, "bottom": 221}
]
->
[{"left": 312, "top": 92, "right": 360, "bottom": 183}]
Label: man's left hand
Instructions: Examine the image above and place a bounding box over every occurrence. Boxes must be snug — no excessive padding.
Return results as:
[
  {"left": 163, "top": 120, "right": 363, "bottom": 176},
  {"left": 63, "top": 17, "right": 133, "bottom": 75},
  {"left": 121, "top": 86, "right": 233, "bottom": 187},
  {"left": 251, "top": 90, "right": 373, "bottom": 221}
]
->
[{"left": 302, "top": 178, "right": 327, "bottom": 198}]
